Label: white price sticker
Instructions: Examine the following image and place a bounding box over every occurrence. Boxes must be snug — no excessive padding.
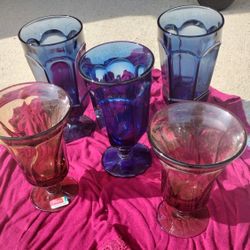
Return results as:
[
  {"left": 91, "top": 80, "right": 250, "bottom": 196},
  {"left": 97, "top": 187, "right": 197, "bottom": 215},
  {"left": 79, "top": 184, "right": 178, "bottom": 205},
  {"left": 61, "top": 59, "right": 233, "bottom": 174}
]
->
[{"left": 50, "top": 196, "right": 69, "bottom": 209}]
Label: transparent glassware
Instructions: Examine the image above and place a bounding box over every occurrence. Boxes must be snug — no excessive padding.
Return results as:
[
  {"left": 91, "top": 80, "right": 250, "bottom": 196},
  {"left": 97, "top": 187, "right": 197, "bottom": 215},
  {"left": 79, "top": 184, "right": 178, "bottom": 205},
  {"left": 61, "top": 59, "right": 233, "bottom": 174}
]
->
[
  {"left": 0, "top": 82, "right": 78, "bottom": 212},
  {"left": 79, "top": 41, "right": 154, "bottom": 177},
  {"left": 18, "top": 15, "right": 95, "bottom": 143},
  {"left": 148, "top": 102, "right": 247, "bottom": 237},
  {"left": 157, "top": 6, "right": 224, "bottom": 103}
]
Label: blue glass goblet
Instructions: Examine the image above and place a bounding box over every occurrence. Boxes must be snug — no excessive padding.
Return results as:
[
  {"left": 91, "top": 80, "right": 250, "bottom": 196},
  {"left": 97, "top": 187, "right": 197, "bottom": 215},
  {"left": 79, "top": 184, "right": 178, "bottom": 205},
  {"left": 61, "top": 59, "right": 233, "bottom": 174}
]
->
[
  {"left": 158, "top": 5, "right": 224, "bottom": 103},
  {"left": 18, "top": 15, "right": 95, "bottom": 143},
  {"left": 79, "top": 41, "right": 154, "bottom": 177}
]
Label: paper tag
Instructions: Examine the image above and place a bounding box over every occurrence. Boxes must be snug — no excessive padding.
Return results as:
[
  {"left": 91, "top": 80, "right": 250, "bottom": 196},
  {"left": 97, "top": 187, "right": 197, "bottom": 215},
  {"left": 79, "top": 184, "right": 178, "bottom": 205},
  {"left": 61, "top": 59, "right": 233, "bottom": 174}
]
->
[{"left": 50, "top": 196, "right": 69, "bottom": 209}]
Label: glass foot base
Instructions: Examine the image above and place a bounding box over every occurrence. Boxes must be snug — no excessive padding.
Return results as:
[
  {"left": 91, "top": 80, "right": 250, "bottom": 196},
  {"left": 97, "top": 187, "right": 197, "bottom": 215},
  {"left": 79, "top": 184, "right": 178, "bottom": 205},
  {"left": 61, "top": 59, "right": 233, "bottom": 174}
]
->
[
  {"left": 31, "top": 177, "right": 79, "bottom": 212},
  {"left": 102, "top": 143, "right": 151, "bottom": 177},
  {"left": 157, "top": 201, "right": 209, "bottom": 238},
  {"left": 64, "top": 115, "right": 96, "bottom": 143}
]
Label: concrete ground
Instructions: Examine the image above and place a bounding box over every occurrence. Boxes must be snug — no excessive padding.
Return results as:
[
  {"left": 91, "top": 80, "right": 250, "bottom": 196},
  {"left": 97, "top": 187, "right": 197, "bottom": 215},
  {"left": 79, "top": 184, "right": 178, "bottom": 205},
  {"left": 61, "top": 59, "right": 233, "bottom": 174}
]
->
[{"left": 0, "top": 0, "right": 249, "bottom": 114}]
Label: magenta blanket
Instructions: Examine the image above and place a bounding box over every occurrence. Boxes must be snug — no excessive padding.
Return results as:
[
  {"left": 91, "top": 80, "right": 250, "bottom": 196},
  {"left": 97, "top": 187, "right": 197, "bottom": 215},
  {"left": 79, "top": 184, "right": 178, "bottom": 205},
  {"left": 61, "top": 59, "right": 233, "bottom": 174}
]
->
[{"left": 0, "top": 69, "right": 250, "bottom": 250}]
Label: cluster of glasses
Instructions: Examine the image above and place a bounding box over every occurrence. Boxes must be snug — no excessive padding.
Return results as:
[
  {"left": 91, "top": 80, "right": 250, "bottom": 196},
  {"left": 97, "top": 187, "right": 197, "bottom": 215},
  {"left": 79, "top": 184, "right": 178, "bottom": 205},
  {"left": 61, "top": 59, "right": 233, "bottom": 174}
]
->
[{"left": 0, "top": 6, "right": 247, "bottom": 238}]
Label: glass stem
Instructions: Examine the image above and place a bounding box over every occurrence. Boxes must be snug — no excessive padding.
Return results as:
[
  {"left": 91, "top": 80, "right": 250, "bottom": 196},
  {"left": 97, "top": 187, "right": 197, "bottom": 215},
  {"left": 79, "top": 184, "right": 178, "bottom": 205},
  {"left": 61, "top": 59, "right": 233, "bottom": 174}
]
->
[
  {"left": 118, "top": 147, "right": 132, "bottom": 159},
  {"left": 69, "top": 104, "right": 84, "bottom": 122},
  {"left": 46, "top": 183, "right": 62, "bottom": 195},
  {"left": 173, "top": 209, "right": 192, "bottom": 219}
]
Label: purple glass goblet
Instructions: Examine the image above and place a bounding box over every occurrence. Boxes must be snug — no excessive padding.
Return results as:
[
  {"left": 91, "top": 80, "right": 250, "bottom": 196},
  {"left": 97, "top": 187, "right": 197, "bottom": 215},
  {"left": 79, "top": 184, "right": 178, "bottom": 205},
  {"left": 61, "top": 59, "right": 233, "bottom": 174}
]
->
[
  {"left": 79, "top": 41, "right": 154, "bottom": 177},
  {"left": 0, "top": 82, "right": 78, "bottom": 212},
  {"left": 148, "top": 102, "right": 247, "bottom": 237},
  {"left": 18, "top": 15, "right": 95, "bottom": 143}
]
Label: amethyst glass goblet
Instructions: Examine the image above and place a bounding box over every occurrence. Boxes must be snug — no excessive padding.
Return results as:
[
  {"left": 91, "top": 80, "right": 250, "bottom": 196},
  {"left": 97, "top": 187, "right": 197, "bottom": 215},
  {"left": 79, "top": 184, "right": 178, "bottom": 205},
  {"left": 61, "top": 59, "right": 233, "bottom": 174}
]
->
[
  {"left": 0, "top": 82, "right": 78, "bottom": 212},
  {"left": 79, "top": 41, "right": 154, "bottom": 177},
  {"left": 18, "top": 15, "right": 95, "bottom": 143},
  {"left": 148, "top": 102, "right": 247, "bottom": 237}
]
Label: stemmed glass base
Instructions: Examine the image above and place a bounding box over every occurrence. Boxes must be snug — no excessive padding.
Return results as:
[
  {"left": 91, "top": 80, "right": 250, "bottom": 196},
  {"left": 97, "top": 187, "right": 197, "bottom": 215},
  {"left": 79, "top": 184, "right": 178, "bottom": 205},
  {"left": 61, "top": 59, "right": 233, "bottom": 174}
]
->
[
  {"left": 102, "top": 143, "right": 151, "bottom": 177},
  {"left": 157, "top": 201, "right": 209, "bottom": 238},
  {"left": 64, "top": 115, "right": 96, "bottom": 143},
  {"left": 31, "top": 177, "right": 79, "bottom": 212}
]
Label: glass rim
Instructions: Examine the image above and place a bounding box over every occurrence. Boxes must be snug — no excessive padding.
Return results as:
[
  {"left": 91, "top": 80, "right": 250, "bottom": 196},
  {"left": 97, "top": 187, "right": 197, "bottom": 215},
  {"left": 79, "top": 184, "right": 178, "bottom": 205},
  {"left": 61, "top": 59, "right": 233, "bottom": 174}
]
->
[
  {"left": 148, "top": 101, "right": 248, "bottom": 170},
  {"left": 0, "top": 82, "right": 72, "bottom": 142},
  {"left": 18, "top": 15, "right": 83, "bottom": 47},
  {"left": 78, "top": 40, "right": 155, "bottom": 86},
  {"left": 157, "top": 5, "right": 225, "bottom": 38}
]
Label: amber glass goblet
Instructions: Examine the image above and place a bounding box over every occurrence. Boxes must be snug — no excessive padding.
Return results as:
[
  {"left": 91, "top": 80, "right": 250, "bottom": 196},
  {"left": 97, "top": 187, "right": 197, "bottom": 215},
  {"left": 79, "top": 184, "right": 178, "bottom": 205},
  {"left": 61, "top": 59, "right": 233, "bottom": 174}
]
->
[
  {"left": 0, "top": 82, "right": 78, "bottom": 212},
  {"left": 148, "top": 102, "right": 247, "bottom": 237}
]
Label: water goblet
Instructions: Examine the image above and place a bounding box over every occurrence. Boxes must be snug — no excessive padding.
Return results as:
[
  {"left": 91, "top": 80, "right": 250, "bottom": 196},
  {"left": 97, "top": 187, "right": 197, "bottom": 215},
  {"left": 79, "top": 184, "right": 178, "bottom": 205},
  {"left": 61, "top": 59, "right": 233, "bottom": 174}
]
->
[
  {"left": 18, "top": 15, "right": 95, "bottom": 143},
  {"left": 148, "top": 102, "right": 247, "bottom": 237},
  {"left": 158, "top": 5, "right": 224, "bottom": 103},
  {"left": 79, "top": 41, "right": 154, "bottom": 177},
  {"left": 0, "top": 82, "right": 78, "bottom": 212}
]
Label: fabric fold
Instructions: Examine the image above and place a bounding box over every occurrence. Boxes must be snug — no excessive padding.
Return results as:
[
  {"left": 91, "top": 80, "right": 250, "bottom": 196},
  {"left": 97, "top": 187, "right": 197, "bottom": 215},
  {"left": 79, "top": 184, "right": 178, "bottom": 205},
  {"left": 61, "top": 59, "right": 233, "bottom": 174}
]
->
[{"left": 0, "top": 69, "right": 249, "bottom": 249}]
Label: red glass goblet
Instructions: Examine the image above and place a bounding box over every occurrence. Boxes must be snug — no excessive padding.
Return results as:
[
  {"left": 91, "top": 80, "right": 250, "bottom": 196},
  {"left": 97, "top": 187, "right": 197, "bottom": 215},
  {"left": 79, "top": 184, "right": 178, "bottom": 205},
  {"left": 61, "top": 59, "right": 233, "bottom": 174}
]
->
[
  {"left": 0, "top": 82, "right": 78, "bottom": 212},
  {"left": 148, "top": 102, "right": 247, "bottom": 237}
]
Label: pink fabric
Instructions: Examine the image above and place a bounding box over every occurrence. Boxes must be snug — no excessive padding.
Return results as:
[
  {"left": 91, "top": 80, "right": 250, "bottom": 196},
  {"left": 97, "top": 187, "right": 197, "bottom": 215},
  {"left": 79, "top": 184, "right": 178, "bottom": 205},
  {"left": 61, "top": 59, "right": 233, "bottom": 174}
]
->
[
  {"left": 0, "top": 69, "right": 250, "bottom": 249},
  {"left": 8, "top": 99, "right": 51, "bottom": 136}
]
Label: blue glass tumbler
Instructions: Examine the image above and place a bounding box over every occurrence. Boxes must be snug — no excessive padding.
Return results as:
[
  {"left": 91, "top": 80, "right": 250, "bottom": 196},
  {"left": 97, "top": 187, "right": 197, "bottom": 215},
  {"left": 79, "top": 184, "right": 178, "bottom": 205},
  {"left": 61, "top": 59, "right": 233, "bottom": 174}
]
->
[
  {"left": 79, "top": 41, "right": 154, "bottom": 177},
  {"left": 158, "top": 5, "right": 224, "bottom": 103},
  {"left": 18, "top": 15, "right": 95, "bottom": 142}
]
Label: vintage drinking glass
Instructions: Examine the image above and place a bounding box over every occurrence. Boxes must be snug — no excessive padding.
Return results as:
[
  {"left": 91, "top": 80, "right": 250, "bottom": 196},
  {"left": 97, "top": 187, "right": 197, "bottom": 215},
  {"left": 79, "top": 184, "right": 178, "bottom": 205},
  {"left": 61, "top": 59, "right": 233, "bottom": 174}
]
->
[
  {"left": 0, "top": 82, "right": 78, "bottom": 212},
  {"left": 148, "top": 102, "right": 247, "bottom": 237},
  {"left": 18, "top": 15, "right": 95, "bottom": 142},
  {"left": 79, "top": 41, "right": 154, "bottom": 177},
  {"left": 158, "top": 6, "right": 224, "bottom": 103}
]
